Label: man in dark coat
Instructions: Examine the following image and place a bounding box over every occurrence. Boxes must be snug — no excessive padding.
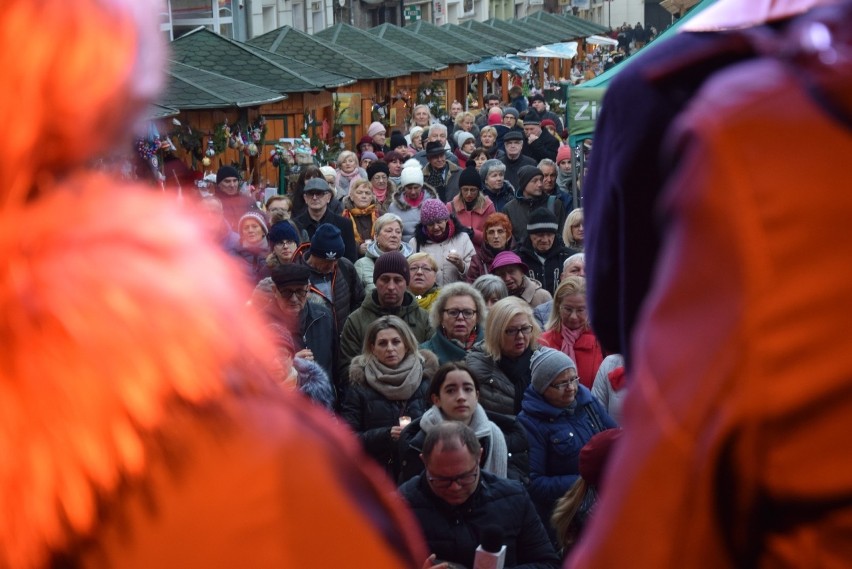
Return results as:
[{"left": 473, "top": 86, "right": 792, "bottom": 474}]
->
[
  {"left": 293, "top": 178, "right": 358, "bottom": 263},
  {"left": 499, "top": 131, "right": 536, "bottom": 191},
  {"left": 503, "top": 166, "right": 566, "bottom": 244},
  {"left": 521, "top": 111, "right": 559, "bottom": 163},
  {"left": 422, "top": 141, "right": 462, "bottom": 203},
  {"left": 399, "top": 422, "right": 559, "bottom": 569},
  {"left": 517, "top": 208, "right": 579, "bottom": 296},
  {"left": 528, "top": 94, "right": 564, "bottom": 134}
]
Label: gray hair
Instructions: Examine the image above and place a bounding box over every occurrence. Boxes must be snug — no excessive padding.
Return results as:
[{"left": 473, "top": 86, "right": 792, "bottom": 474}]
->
[
  {"left": 479, "top": 159, "right": 506, "bottom": 180},
  {"left": 373, "top": 212, "right": 403, "bottom": 235},
  {"left": 472, "top": 274, "right": 508, "bottom": 304},
  {"left": 538, "top": 158, "right": 556, "bottom": 170},
  {"left": 429, "top": 282, "right": 487, "bottom": 329},
  {"left": 563, "top": 253, "right": 584, "bottom": 269}
]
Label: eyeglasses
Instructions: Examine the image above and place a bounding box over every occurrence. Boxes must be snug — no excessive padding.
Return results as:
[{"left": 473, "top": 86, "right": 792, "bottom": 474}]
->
[
  {"left": 305, "top": 192, "right": 327, "bottom": 199},
  {"left": 273, "top": 240, "right": 297, "bottom": 249},
  {"left": 268, "top": 207, "right": 290, "bottom": 214},
  {"left": 426, "top": 465, "right": 479, "bottom": 489},
  {"left": 504, "top": 325, "right": 533, "bottom": 337},
  {"left": 443, "top": 308, "right": 477, "bottom": 320},
  {"left": 277, "top": 287, "right": 309, "bottom": 300},
  {"left": 410, "top": 265, "right": 435, "bottom": 273},
  {"left": 372, "top": 174, "right": 388, "bottom": 181},
  {"left": 549, "top": 377, "right": 580, "bottom": 391}
]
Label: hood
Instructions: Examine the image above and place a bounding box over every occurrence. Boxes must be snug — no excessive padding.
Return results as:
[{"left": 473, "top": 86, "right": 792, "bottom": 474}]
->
[
  {"left": 365, "top": 239, "right": 413, "bottom": 260},
  {"left": 389, "top": 185, "right": 439, "bottom": 212},
  {"left": 520, "top": 383, "right": 595, "bottom": 419},
  {"left": 293, "top": 357, "right": 335, "bottom": 410}
]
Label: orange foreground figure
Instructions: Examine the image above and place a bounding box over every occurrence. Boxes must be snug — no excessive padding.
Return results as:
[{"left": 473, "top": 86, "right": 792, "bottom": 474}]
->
[{"left": 0, "top": 1, "right": 426, "bottom": 567}]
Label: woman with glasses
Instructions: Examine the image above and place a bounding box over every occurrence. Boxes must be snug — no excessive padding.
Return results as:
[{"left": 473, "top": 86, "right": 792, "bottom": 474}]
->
[
  {"left": 341, "top": 316, "right": 439, "bottom": 479},
  {"left": 518, "top": 348, "right": 616, "bottom": 548},
  {"left": 409, "top": 199, "right": 475, "bottom": 286},
  {"left": 397, "top": 362, "right": 530, "bottom": 486},
  {"left": 539, "top": 277, "right": 605, "bottom": 390},
  {"left": 408, "top": 253, "right": 441, "bottom": 310},
  {"left": 562, "top": 208, "right": 584, "bottom": 252},
  {"left": 446, "top": 168, "right": 495, "bottom": 251},
  {"left": 420, "top": 283, "right": 486, "bottom": 365},
  {"left": 466, "top": 297, "right": 540, "bottom": 416},
  {"left": 354, "top": 213, "right": 413, "bottom": 295}
]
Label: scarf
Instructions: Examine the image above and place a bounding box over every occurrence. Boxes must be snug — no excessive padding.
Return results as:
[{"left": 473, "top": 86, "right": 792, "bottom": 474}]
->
[
  {"left": 560, "top": 325, "right": 584, "bottom": 362},
  {"left": 404, "top": 191, "right": 425, "bottom": 208},
  {"left": 335, "top": 168, "right": 364, "bottom": 196},
  {"left": 364, "top": 351, "right": 424, "bottom": 401},
  {"left": 372, "top": 184, "right": 388, "bottom": 204},
  {"left": 345, "top": 204, "right": 378, "bottom": 244},
  {"left": 425, "top": 165, "right": 447, "bottom": 195},
  {"left": 446, "top": 328, "right": 478, "bottom": 351},
  {"left": 420, "top": 217, "right": 456, "bottom": 244},
  {"left": 420, "top": 404, "right": 508, "bottom": 478}
]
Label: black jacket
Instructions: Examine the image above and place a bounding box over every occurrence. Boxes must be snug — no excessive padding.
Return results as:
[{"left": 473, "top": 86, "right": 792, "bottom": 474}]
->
[
  {"left": 293, "top": 245, "right": 364, "bottom": 335},
  {"left": 503, "top": 188, "right": 567, "bottom": 245},
  {"left": 293, "top": 208, "right": 358, "bottom": 263},
  {"left": 517, "top": 238, "right": 580, "bottom": 296},
  {"left": 399, "top": 471, "right": 560, "bottom": 569},
  {"left": 523, "top": 128, "right": 560, "bottom": 163},
  {"left": 499, "top": 153, "right": 537, "bottom": 192},
  {"left": 397, "top": 410, "right": 530, "bottom": 486}
]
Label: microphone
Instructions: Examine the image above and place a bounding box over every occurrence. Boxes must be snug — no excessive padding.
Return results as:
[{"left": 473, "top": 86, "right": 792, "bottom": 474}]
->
[{"left": 473, "top": 525, "right": 506, "bottom": 569}]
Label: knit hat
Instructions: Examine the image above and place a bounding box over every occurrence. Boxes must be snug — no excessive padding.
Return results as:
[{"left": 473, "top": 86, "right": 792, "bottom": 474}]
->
[
  {"left": 390, "top": 133, "right": 407, "bottom": 150},
  {"left": 400, "top": 166, "right": 424, "bottom": 187},
  {"left": 367, "top": 161, "right": 390, "bottom": 180},
  {"left": 309, "top": 224, "right": 345, "bottom": 260},
  {"left": 270, "top": 263, "right": 311, "bottom": 289},
  {"left": 503, "top": 130, "right": 524, "bottom": 143},
  {"left": 409, "top": 126, "right": 424, "bottom": 142},
  {"left": 503, "top": 107, "right": 519, "bottom": 119},
  {"left": 304, "top": 178, "right": 332, "bottom": 193},
  {"left": 455, "top": 131, "right": 475, "bottom": 148},
  {"left": 425, "top": 141, "right": 445, "bottom": 157},
  {"left": 556, "top": 146, "right": 572, "bottom": 164},
  {"left": 540, "top": 119, "right": 556, "bottom": 130},
  {"left": 517, "top": 166, "right": 543, "bottom": 192},
  {"left": 579, "top": 429, "right": 623, "bottom": 488},
  {"left": 420, "top": 199, "right": 450, "bottom": 225},
  {"left": 358, "top": 136, "right": 374, "bottom": 150},
  {"left": 527, "top": 208, "right": 558, "bottom": 235},
  {"left": 458, "top": 168, "right": 482, "bottom": 189},
  {"left": 530, "top": 347, "right": 576, "bottom": 395},
  {"left": 361, "top": 151, "right": 378, "bottom": 162},
  {"left": 529, "top": 93, "right": 546, "bottom": 104},
  {"left": 373, "top": 251, "right": 410, "bottom": 284},
  {"left": 403, "top": 158, "right": 422, "bottom": 170},
  {"left": 238, "top": 210, "right": 268, "bottom": 235},
  {"left": 487, "top": 109, "right": 503, "bottom": 126},
  {"left": 216, "top": 165, "right": 239, "bottom": 184},
  {"left": 490, "top": 250, "right": 529, "bottom": 274},
  {"left": 479, "top": 159, "right": 504, "bottom": 181},
  {"left": 367, "top": 121, "right": 386, "bottom": 138},
  {"left": 319, "top": 165, "right": 337, "bottom": 180},
  {"left": 267, "top": 221, "right": 301, "bottom": 246},
  {"left": 523, "top": 110, "right": 542, "bottom": 126}
]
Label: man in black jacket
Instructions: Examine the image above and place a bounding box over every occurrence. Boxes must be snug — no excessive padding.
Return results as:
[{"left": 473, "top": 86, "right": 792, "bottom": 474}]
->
[
  {"left": 293, "top": 178, "right": 358, "bottom": 263},
  {"left": 517, "top": 208, "right": 579, "bottom": 296},
  {"left": 499, "top": 131, "right": 536, "bottom": 191},
  {"left": 522, "top": 111, "right": 559, "bottom": 163},
  {"left": 399, "top": 422, "right": 559, "bottom": 569}
]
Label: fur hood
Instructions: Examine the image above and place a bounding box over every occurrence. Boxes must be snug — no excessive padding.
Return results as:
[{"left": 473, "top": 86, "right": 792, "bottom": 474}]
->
[
  {"left": 349, "top": 349, "right": 439, "bottom": 387},
  {"left": 293, "top": 357, "right": 336, "bottom": 409}
]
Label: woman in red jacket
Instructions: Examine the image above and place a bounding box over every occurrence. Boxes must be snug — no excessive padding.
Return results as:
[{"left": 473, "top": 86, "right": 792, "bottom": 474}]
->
[{"left": 538, "top": 277, "right": 604, "bottom": 389}]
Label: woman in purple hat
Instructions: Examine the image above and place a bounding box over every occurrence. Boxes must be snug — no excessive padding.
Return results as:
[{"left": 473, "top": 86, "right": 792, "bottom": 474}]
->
[
  {"left": 409, "top": 199, "right": 475, "bottom": 286},
  {"left": 490, "top": 250, "right": 552, "bottom": 308}
]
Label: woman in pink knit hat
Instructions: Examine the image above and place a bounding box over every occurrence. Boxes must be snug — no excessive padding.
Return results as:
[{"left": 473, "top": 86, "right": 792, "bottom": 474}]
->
[{"left": 409, "top": 199, "right": 475, "bottom": 286}]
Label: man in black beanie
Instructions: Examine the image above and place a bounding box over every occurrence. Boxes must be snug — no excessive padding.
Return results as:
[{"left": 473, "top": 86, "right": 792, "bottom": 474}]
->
[
  {"left": 338, "top": 251, "right": 432, "bottom": 381},
  {"left": 504, "top": 165, "right": 566, "bottom": 243},
  {"left": 214, "top": 165, "right": 256, "bottom": 229},
  {"left": 517, "top": 208, "right": 579, "bottom": 295}
]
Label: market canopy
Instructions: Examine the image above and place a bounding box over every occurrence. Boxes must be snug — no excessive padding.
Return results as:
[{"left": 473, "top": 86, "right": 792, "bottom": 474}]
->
[
  {"left": 467, "top": 55, "right": 531, "bottom": 75},
  {"left": 585, "top": 35, "right": 618, "bottom": 47},
  {"left": 518, "top": 42, "right": 578, "bottom": 60}
]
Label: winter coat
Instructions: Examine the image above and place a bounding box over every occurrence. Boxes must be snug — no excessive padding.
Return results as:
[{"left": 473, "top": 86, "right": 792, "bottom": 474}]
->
[
  {"left": 523, "top": 128, "right": 560, "bottom": 163},
  {"left": 503, "top": 187, "right": 567, "bottom": 244},
  {"left": 234, "top": 244, "right": 269, "bottom": 286},
  {"left": 422, "top": 162, "right": 462, "bottom": 203},
  {"left": 292, "top": 208, "right": 358, "bottom": 263},
  {"left": 216, "top": 191, "right": 257, "bottom": 230},
  {"left": 482, "top": 180, "right": 516, "bottom": 213},
  {"left": 591, "top": 354, "right": 627, "bottom": 425},
  {"left": 517, "top": 384, "right": 616, "bottom": 542},
  {"left": 339, "top": 290, "right": 433, "bottom": 380},
  {"left": 341, "top": 350, "right": 438, "bottom": 478},
  {"left": 465, "top": 237, "right": 518, "bottom": 284},
  {"left": 539, "top": 328, "right": 605, "bottom": 390},
  {"left": 516, "top": 276, "right": 553, "bottom": 309},
  {"left": 517, "top": 238, "right": 580, "bottom": 296},
  {"left": 466, "top": 343, "right": 534, "bottom": 416},
  {"left": 447, "top": 194, "right": 496, "bottom": 249},
  {"left": 387, "top": 186, "right": 439, "bottom": 243},
  {"left": 354, "top": 240, "right": 414, "bottom": 296},
  {"left": 419, "top": 326, "right": 484, "bottom": 366},
  {"left": 409, "top": 217, "right": 476, "bottom": 286},
  {"left": 397, "top": 409, "right": 530, "bottom": 486},
  {"left": 292, "top": 245, "right": 364, "bottom": 334},
  {"left": 399, "top": 471, "right": 560, "bottom": 569},
  {"left": 499, "top": 153, "right": 537, "bottom": 191}
]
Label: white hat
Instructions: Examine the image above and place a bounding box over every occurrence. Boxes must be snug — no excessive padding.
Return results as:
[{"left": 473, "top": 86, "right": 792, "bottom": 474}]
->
[
  {"left": 400, "top": 166, "right": 424, "bottom": 187},
  {"left": 403, "top": 158, "right": 422, "bottom": 170}
]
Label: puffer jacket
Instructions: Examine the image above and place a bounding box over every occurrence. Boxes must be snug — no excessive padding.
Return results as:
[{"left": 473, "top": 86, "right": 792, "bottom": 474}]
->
[
  {"left": 354, "top": 240, "right": 414, "bottom": 296},
  {"left": 397, "top": 408, "right": 530, "bottom": 486},
  {"left": 387, "top": 186, "right": 439, "bottom": 242},
  {"left": 339, "top": 290, "right": 433, "bottom": 380},
  {"left": 292, "top": 245, "right": 364, "bottom": 334},
  {"left": 517, "top": 383, "right": 616, "bottom": 542},
  {"left": 341, "top": 350, "right": 438, "bottom": 478},
  {"left": 399, "top": 471, "right": 560, "bottom": 569},
  {"left": 517, "top": 238, "right": 580, "bottom": 296},
  {"left": 409, "top": 216, "right": 476, "bottom": 286},
  {"left": 466, "top": 343, "right": 533, "bottom": 416}
]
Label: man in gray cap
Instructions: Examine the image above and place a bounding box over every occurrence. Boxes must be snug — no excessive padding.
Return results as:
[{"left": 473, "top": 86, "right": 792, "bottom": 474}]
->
[
  {"left": 499, "top": 130, "right": 537, "bottom": 191},
  {"left": 293, "top": 177, "right": 358, "bottom": 263},
  {"left": 504, "top": 165, "right": 566, "bottom": 243}
]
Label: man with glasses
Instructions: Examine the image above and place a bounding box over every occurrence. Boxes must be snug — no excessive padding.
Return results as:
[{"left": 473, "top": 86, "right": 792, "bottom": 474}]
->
[
  {"left": 293, "top": 178, "right": 357, "bottom": 263},
  {"left": 399, "top": 422, "right": 559, "bottom": 569},
  {"left": 267, "top": 263, "right": 337, "bottom": 399}
]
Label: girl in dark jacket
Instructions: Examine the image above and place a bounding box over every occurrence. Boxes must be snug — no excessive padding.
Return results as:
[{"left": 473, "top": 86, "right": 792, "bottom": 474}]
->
[{"left": 341, "top": 316, "right": 439, "bottom": 479}]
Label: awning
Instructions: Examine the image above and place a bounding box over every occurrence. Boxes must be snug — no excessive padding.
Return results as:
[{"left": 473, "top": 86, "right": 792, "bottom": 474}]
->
[
  {"left": 468, "top": 56, "right": 531, "bottom": 74},
  {"left": 517, "top": 42, "right": 579, "bottom": 60},
  {"left": 585, "top": 35, "right": 618, "bottom": 47}
]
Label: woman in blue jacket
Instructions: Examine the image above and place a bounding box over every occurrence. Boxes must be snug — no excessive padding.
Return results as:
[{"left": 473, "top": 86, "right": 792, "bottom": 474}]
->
[{"left": 518, "top": 347, "right": 616, "bottom": 546}]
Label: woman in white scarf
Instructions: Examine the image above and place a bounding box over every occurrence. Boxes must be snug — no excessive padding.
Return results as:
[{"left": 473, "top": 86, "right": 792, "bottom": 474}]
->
[{"left": 397, "top": 362, "right": 530, "bottom": 485}]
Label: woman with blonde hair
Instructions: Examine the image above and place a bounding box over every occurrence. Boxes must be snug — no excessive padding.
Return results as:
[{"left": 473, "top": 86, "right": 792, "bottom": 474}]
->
[
  {"left": 466, "top": 297, "right": 540, "bottom": 415},
  {"left": 563, "top": 208, "right": 584, "bottom": 251},
  {"left": 539, "top": 277, "right": 604, "bottom": 389},
  {"left": 334, "top": 150, "right": 368, "bottom": 200},
  {"left": 420, "top": 282, "right": 487, "bottom": 365},
  {"left": 354, "top": 213, "right": 413, "bottom": 294},
  {"left": 342, "top": 179, "right": 380, "bottom": 257},
  {"left": 341, "top": 316, "right": 439, "bottom": 479}
]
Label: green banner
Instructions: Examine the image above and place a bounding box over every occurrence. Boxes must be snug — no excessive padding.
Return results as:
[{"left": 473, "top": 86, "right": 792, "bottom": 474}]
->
[{"left": 566, "top": 86, "right": 605, "bottom": 146}]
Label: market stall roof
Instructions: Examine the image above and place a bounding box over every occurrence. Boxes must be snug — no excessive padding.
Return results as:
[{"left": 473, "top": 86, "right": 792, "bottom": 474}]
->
[
  {"left": 484, "top": 18, "right": 567, "bottom": 46},
  {"left": 171, "top": 28, "right": 327, "bottom": 93},
  {"left": 146, "top": 103, "right": 180, "bottom": 120},
  {"left": 456, "top": 20, "right": 531, "bottom": 52},
  {"left": 408, "top": 20, "right": 500, "bottom": 59},
  {"left": 526, "top": 11, "right": 610, "bottom": 37},
  {"left": 467, "top": 55, "right": 531, "bottom": 75},
  {"left": 162, "top": 60, "right": 287, "bottom": 109},
  {"left": 519, "top": 14, "right": 587, "bottom": 41},
  {"left": 239, "top": 44, "right": 355, "bottom": 89},
  {"left": 369, "top": 23, "right": 479, "bottom": 64},
  {"left": 518, "top": 42, "right": 579, "bottom": 60},
  {"left": 249, "top": 25, "right": 405, "bottom": 79},
  {"left": 315, "top": 24, "right": 446, "bottom": 73}
]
